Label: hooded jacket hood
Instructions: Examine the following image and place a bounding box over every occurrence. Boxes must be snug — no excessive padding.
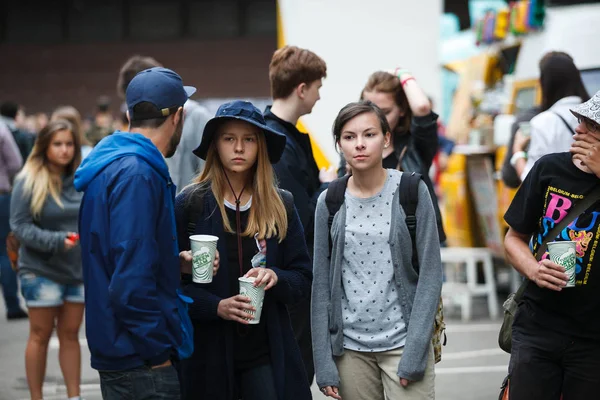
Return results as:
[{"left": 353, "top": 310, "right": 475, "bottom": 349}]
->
[{"left": 74, "top": 131, "right": 169, "bottom": 192}]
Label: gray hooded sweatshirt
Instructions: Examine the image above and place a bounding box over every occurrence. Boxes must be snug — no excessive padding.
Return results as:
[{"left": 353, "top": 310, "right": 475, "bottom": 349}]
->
[
  {"left": 10, "top": 175, "right": 82, "bottom": 284},
  {"left": 311, "top": 171, "right": 442, "bottom": 388}
]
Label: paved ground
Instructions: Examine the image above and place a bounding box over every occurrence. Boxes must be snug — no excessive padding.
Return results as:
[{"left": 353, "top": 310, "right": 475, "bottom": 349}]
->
[{"left": 0, "top": 297, "right": 509, "bottom": 400}]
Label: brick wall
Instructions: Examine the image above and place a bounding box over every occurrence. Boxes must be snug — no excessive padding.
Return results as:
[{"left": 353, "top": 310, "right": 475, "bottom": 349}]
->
[{"left": 0, "top": 37, "right": 276, "bottom": 116}]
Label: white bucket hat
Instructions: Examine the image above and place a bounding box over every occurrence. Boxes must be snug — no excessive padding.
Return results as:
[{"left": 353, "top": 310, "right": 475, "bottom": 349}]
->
[{"left": 570, "top": 90, "right": 600, "bottom": 125}]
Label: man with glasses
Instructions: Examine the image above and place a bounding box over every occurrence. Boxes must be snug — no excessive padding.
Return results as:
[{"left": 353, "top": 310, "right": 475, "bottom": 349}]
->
[
  {"left": 503, "top": 90, "right": 600, "bottom": 399},
  {"left": 574, "top": 115, "right": 600, "bottom": 133}
]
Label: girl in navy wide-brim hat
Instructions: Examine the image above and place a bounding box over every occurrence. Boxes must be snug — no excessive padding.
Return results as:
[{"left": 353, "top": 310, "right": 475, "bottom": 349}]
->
[{"left": 175, "top": 100, "right": 313, "bottom": 400}]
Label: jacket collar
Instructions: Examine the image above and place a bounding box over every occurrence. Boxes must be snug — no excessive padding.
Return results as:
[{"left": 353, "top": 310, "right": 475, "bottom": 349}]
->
[
  {"left": 551, "top": 96, "right": 583, "bottom": 109},
  {"left": 264, "top": 106, "right": 303, "bottom": 136}
]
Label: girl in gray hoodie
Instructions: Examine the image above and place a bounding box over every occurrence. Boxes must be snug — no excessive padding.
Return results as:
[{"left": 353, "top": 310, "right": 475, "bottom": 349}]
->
[
  {"left": 312, "top": 101, "right": 442, "bottom": 400},
  {"left": 10, "top": 119, "right": 84, "bottom": 400}
]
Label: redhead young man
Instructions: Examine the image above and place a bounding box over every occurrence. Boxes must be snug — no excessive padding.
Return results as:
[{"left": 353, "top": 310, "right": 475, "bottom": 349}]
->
[{"left": 264, "top": 45, "right": 333, "bottom": 383}]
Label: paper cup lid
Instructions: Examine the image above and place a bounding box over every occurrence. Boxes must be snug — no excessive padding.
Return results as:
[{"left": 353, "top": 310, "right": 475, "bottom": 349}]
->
[
  {"left": 238, "top": 277, "right": 256, "bottom": 283},
  {"left": 190, "top": 234, "right": 219, "bottom": 242}
]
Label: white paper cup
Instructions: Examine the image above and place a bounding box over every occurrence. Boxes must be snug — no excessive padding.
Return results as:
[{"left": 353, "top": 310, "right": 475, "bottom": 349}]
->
[
  {"left": 238, "top": 277, "right": 265, "bottom": 324},
  {"left": 189, "top": 235, "right": 219, "bottom": 283},
  {"left": 548, "top": 241, "right": 577, "bottom": 288}
]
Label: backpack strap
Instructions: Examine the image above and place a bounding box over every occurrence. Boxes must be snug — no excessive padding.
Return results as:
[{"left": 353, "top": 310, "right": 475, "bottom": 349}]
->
[
  {"left": 185, "top": 185, "right": 208, "bottom": 236},
  {"left": 552, "top": 111, "right": 576, "bottom": 136},
  {"left": 278, "top": 189, "right": 295, "bottom": 219},
  {"left": 325, "top": 175, "right": 351, "bottom": 256},
  {"left": 399, "top": 172, "right": 422, "bottom": 273}
]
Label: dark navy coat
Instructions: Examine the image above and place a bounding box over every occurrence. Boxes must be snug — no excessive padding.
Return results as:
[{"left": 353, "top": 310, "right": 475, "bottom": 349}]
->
[{"left": 175, "top": 187, "right": 313, "bottom": 400}]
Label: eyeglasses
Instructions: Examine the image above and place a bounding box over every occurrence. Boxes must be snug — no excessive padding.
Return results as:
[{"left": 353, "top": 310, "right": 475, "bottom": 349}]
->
[{"left": 576, "top": 116, "right": 600, "bottom": 133}]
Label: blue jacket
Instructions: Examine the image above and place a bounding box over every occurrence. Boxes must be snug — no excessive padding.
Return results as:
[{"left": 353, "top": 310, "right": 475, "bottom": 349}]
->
[
  {"left": 74, "top": 132, "right": 183, "bottom": 371},
  {"left": 175, "top": 186, "right": 313, "bottom": 400}
]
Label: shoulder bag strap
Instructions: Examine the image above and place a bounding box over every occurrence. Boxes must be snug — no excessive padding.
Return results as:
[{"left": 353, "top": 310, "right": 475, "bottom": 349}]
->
[{"left": 552, "top": 111, "right": 576, "bottom": 136}]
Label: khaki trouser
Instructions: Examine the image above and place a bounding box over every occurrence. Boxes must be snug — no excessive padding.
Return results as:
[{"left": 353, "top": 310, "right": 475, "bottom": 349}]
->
[{"left": 334, "top": 345, "right": 435, "bottom": 400}]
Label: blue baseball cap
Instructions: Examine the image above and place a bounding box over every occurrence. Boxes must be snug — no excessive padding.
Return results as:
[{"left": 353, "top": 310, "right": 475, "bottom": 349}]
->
[
  {"left": 126, "top": 67, "right": 196, "bottom": 121},
  {"left": 193, "top": 100, "right": 287, "bottom": 163}
]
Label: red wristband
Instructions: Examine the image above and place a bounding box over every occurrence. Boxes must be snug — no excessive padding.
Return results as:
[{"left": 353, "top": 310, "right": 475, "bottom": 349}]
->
[{"left": 401, "top": 77, "right": 415, "bottom": 87}]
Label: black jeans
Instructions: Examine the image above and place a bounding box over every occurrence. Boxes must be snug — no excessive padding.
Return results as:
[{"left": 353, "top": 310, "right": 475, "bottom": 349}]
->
[
  {"left": 509, "top": 305, "right": 600, "bottom": 400},
  {"left": 99, "top": 364, "right": 180, "bottom": 400},
  {"left": 236, "top": 364, "right": 277, "bottom": 400}
]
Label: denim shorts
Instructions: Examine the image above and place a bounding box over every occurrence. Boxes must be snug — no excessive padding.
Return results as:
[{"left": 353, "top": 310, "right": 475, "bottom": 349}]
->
[{"left": 19, "top": 272, "right": 84, "bottom": 307}]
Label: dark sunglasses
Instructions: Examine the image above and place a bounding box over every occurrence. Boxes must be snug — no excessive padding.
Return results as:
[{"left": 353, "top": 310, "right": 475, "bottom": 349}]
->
[{"left": 576, "top": 116, "right": 600, "bottom": 133}]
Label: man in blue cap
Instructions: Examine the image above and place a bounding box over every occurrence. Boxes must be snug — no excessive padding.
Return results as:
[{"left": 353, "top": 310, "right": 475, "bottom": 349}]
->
[
  {"left": 74, "top": 67, "right": 196, "bottom": 399},
  {"left": 117, "top": 55, "right": 213, "bottom": 191}
]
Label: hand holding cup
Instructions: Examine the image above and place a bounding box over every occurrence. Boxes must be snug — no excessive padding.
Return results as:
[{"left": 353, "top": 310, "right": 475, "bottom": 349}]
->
[
  {"left": 217, "top": 295, "right": 255, "bottom": 324},
  {"left": 244, "top": 267, "right": 278, "bottom": 290},
  {"left": 531, "top": 259, "right": 569, "bottom": 291},
  {"left": 238, "top": 277, "right": 266, "bottom": 324},
  {"left": 180, "top": 251, "right": 192, "bottom": 274},
  {"left": 180, "top": 249, "right": 220, "bottom": 276}
]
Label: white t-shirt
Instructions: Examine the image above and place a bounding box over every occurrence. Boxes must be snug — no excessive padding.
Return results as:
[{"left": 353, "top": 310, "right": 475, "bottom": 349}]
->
[{"left": 521, "top": 96, "right": 582, "bottom": 181}]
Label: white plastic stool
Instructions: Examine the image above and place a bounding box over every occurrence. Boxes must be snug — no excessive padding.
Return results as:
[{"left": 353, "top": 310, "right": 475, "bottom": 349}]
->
[{"left": 440, "top": 247, "right": 499, "bottom": 321}]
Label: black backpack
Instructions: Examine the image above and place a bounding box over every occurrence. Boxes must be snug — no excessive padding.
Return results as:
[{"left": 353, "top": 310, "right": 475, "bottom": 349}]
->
[
  {"left": 326, "top": 172, "right": 421, "bottom": 265},
  {"left": 325, "top": 172, "right": 446, "bottom": 362}
]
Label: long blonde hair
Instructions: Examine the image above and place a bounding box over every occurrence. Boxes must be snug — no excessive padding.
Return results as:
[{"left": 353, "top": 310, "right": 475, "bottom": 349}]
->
[
  {"left": 17, "top": 120, "right": 82, "bottom": 218},
  {"left": 193, "top": 126, "right": 288, "bottom": 241}
]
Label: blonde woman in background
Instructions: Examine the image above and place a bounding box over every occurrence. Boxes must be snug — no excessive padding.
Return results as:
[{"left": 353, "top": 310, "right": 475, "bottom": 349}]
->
[
  {"left": 51, "top": 106, "right": 93, "bottom": 159},
  {"left": 10, "top": 119, "right": 84, "bottom": 400}
]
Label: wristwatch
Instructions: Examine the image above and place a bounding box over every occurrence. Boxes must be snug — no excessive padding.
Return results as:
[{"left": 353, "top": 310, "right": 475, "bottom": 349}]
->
[{"left": 510, "top": 151, "right": 527, "bottom": 167}]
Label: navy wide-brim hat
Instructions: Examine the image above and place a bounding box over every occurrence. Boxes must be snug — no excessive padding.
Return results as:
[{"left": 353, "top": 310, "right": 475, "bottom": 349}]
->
[{"left": 193, "top": 100, "right": 287, "bottom": 163}]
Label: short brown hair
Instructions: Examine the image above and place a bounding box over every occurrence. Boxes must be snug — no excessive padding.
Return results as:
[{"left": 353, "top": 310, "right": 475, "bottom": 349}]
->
[
  {"left": 332, "top": 100, "right": 391, "bottom": 145},
  {"left": 269, "top": 46, "right": 327, "bottom": 100},
  {"left": 129, "top": 102, "right": 169, "bottom": 129},
  {"left": 361, "top": 71, "right": 412, "bottom": 135},
  {"left": 117, "top": 55, "right": 162, "bottom": 99}
]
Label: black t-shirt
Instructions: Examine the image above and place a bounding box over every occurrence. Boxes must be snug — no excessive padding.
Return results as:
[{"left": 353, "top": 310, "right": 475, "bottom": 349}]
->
[
  {"left": 504, "top": 152, "right": 600, "bottom": 340},
  {"left": 224, "top": 205, "right": 270, "bottom": 370},
  {"left": 382, "top": 151, "right": 399, "bottom": 170}
]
